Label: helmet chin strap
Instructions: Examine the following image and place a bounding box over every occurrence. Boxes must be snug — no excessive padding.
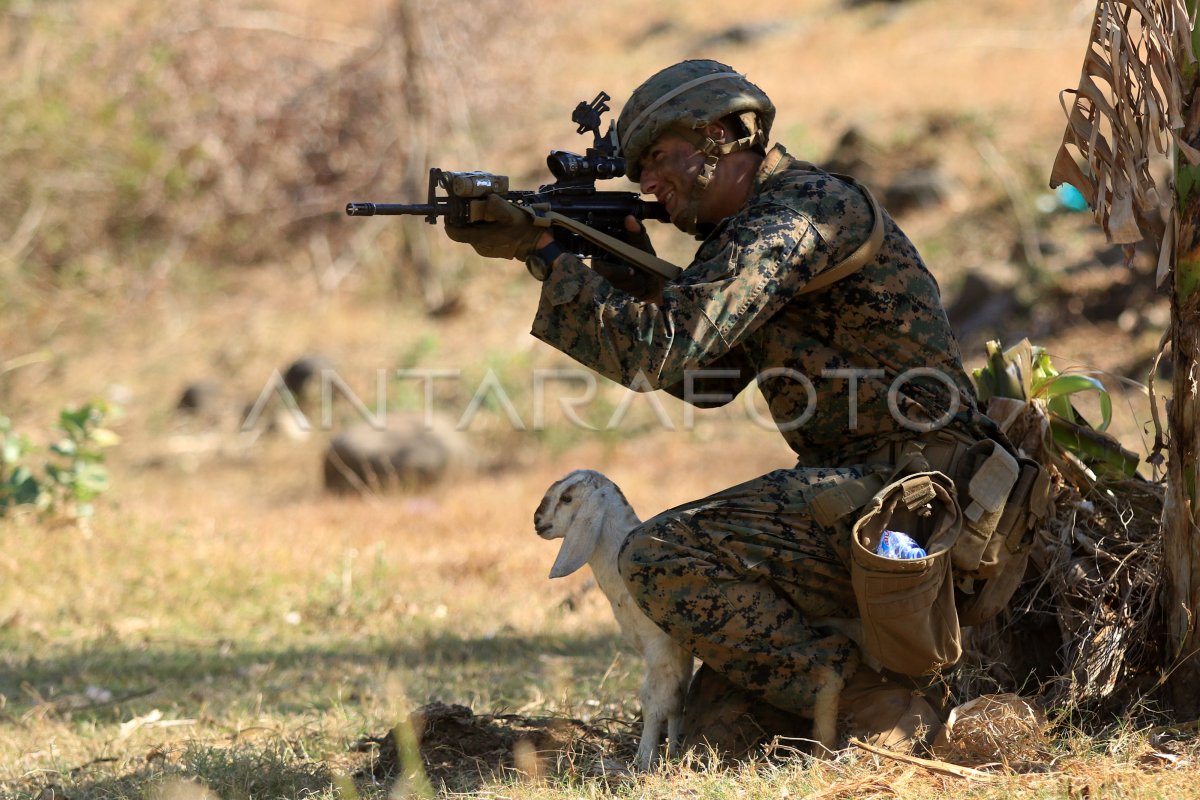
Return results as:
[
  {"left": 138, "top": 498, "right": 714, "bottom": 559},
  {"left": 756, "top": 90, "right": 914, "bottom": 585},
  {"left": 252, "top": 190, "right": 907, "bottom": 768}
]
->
[
  {"left": 673, "top": 188, "right": 705, "bottom": 236},
  {"left": 670, "top": 112, "right": 766, "bottom": 236}
]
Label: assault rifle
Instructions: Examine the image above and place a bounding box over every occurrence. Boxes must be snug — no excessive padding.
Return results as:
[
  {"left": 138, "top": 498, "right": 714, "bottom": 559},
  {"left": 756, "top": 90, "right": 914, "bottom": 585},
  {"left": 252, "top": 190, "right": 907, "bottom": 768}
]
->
[{"left": 346, "top": 93, "right": 680, "bottom": 278}]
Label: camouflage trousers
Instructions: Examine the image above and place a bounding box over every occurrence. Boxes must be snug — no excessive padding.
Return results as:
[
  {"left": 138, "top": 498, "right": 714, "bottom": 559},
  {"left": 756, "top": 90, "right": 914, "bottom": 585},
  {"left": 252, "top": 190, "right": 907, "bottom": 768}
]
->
[{"left": 617, "top": 466, "right": 872, "bottom": 720}]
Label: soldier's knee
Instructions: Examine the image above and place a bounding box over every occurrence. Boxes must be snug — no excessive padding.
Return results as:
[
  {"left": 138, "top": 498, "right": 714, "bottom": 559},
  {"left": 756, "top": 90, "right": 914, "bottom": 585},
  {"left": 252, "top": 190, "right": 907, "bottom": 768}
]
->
[
  {"left": 619, "top": 513, "right": 694, "bottom": 602},
  {"left": 617, "top": 520, "right": 655, "bottom": 585}
]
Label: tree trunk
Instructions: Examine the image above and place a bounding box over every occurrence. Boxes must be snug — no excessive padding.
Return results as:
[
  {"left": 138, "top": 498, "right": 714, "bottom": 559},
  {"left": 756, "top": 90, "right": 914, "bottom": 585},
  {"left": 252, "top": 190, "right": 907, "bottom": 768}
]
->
[
  {"left": 391, "top": 0, "right": 445, "bottom": 313},
  {"left": 1163, "top": 1, "right": 1200, "bottom": 717}
]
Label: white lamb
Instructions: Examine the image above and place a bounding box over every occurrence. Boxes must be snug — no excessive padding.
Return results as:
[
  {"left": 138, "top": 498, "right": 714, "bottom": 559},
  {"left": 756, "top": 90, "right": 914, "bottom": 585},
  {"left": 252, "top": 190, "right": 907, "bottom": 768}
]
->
[{"left": 534, "top": 469, "right": 694, "bottom": 770}]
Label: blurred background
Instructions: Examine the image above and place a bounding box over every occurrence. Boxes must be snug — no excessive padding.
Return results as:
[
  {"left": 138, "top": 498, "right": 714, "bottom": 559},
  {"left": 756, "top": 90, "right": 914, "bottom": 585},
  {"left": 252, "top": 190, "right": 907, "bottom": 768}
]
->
[{"left": 0, "top": 0, "right": 1160, "bottom": 448}]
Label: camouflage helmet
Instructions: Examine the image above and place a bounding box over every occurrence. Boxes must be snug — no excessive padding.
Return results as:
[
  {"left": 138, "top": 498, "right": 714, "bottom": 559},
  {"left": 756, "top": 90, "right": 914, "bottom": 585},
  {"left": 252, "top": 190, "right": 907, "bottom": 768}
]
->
[{"left": 617, "top": 59, "right": 775, "bottom": 182}]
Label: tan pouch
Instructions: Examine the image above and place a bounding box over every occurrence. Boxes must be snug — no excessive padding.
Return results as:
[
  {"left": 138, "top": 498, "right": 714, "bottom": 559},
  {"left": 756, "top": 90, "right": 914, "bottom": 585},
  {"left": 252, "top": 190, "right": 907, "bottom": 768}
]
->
[
  {"left": 956, "top": 458, "right": 1053, "bottom": 627},
  {"left": 951, "top": 440, "right": 1020, "bottom": 577},
  {"left": 850, "top": 471, "right": 963, "bottom": 676}
]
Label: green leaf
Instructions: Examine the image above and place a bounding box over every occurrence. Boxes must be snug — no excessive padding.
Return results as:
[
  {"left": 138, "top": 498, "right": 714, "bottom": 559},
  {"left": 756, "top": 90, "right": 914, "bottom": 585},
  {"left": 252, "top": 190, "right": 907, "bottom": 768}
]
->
[
  {"left": 1002, "top": 339, "right": 1038, "bottom": 399},
  {"left": 50, "top": 438, "right": 78, "bottom": 457},
  {"left": 1048, "top": 416, "right": 1139, "bottom": 479},
  {"left": 58, "top": 404, "right": 100, "bottom": 440},
  {"left": 9, "top": 466, "right": 42, "bottom": 505},
  {"left": 973, "top": 339, "right": 1031, "bottom": 402},
  {"left": 74, "top": 463, "right": 110, "bottom": 496},
  {"left": 1031, "top": 347, "right": 1057, "bottom": 381},
  {"left": 45, "top": 463, "right": 64, "bottom": 485},
  {"left": 1036, "top": 373, "right": 1113, "bottom": 432}
]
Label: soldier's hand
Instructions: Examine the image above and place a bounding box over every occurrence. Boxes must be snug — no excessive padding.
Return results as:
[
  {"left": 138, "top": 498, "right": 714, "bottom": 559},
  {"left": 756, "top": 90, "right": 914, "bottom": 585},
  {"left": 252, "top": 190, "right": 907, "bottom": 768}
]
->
[
  {"left": 444, "top": 194, "right": 544, "bottom": 260},
  {"left": 619, "top": 214, "right": 656, "bottom": 256},
  {"left": 592, "top": 216, "right": 666, "bottom": 303}
]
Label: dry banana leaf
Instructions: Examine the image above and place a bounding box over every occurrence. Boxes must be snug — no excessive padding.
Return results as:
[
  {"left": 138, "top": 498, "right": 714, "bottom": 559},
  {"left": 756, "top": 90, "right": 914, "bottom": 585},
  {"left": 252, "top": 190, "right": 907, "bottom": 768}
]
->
[{"left": 1051, "top": 0, "right": 1197, "bottom": 256}]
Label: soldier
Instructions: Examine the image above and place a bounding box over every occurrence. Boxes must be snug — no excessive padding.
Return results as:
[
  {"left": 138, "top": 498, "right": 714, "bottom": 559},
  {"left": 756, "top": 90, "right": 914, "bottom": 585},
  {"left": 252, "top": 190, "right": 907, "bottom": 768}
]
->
[{"left": 445, "top": 59, "right": 999, "bottom": 757}]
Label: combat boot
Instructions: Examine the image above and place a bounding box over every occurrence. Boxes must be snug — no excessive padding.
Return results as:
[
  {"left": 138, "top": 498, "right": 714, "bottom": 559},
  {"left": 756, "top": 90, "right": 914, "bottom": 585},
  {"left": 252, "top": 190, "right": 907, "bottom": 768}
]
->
[
  {"left": 676, "top": 664, "right": 809, "bottom": 762},
  {"left": 838, "top": 665, "right": 943, "bottom": 752}
]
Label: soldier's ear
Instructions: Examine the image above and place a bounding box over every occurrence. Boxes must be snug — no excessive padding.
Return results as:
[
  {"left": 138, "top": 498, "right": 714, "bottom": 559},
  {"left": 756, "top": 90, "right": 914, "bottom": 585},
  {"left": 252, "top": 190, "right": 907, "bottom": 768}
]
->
[{"left": 702, "top": 122, "right": 729, "bottom": 144}]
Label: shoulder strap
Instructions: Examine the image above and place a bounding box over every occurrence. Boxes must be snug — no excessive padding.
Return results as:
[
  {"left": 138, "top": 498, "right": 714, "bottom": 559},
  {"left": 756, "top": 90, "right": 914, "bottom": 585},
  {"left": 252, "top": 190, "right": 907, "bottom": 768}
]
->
[
  {"left": 535, "top": 208, "right": 682, "bottom": 279},
  {"left": 790, "top": 165, "right": 886, "bottom": 295}
]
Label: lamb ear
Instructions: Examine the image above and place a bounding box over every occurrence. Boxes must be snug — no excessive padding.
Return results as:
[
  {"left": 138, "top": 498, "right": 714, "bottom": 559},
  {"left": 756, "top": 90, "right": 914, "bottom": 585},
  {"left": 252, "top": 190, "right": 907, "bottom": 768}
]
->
[{"left": 548, "top": 502, "right": 607, "bottom": 578}]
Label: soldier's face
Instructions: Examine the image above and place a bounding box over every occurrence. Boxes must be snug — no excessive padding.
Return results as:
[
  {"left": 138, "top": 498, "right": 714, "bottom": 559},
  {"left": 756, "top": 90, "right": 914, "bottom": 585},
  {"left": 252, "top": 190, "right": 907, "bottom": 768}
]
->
[{"left": 637, "top": 133, "right": 705, "bottom": 224}]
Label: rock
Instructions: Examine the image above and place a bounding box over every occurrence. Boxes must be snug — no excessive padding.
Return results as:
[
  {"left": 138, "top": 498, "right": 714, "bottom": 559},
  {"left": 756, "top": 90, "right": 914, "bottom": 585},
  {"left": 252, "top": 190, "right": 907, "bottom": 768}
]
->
[
  {"left": 322, "top": 416, "right": 474, "bottom": 495},
  {"left": 931, "top": 693, "right": 1048, "bottom": 767},
  {"left": 283, "top": 353, "right": 336, "bottom": 402},
  {"left": 693, "top": 21, "right": 787, "bottom": 50},
  {"left": 628, "top": 19, "right": 676, "bottom": 47},
  {"left": 945, "top": 272, "right": 1026, "bottom": 342},
  {"left": 175, "top": 381, "right": 227, "bottom": 423},
  {"left": 881, "top": 166, "right": 953, "bottom": 215},
  {"left": 822, "top": 126, "right": 877, "bottom": 181}
]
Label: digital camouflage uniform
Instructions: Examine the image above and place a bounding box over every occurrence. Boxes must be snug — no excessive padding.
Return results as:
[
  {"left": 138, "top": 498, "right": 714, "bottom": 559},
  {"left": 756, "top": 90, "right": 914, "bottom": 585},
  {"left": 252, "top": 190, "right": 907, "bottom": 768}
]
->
[{"left": 530, "top": 142, "right": 989, "bottom": 730}]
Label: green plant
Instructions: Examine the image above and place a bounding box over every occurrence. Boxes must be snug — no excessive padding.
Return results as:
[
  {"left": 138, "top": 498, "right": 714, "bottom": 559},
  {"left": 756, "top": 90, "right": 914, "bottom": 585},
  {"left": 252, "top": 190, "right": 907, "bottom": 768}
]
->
[
  {"left": 0, "top": 400, "right": 120, "bottom": 519},
  {"left": 0, "top": 416, "right": 40, "bottom": 510},
  {"left": 973, "top": 339, "right": 1140, "bottom": 483}
]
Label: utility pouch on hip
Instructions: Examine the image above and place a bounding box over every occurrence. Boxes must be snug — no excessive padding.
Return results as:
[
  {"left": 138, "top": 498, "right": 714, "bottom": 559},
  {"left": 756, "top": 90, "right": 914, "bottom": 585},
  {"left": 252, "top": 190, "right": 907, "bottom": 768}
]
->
[
  {"left": 849, "top": 471, "right": 963, "bottom": 676},
  {"left": 951, "top": 440, "right": 1020, "bottom": 577},
  {"left": 955, "top": 456, "right": 1053, "bottom": 627}
]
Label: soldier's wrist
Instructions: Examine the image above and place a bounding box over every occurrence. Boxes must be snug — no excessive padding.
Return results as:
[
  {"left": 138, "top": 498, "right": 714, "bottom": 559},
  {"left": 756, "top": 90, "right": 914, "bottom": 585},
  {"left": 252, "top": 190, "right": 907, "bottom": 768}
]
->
[{"left": 525, "top": 240, "right": 567, "bottom": 281}]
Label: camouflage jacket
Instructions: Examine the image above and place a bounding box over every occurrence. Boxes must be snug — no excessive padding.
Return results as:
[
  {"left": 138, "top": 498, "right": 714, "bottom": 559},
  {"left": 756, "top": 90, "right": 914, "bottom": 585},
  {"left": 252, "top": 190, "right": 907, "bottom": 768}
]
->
[{"left": 530, "top": 144, "right": 983, "bottom": 464}]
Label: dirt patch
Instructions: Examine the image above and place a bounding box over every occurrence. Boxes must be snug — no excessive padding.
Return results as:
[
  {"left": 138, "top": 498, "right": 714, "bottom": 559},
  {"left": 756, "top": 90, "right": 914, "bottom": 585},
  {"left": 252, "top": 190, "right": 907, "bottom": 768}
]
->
[{"left": 354, "top": 702, "right": 639, "bottom": 793}]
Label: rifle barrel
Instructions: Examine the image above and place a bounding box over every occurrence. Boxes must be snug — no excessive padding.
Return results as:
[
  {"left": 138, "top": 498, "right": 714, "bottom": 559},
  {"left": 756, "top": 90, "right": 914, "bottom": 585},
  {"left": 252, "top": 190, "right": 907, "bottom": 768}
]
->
[{"left": 345, "top": 202, "right": 440, "bottom": 217}]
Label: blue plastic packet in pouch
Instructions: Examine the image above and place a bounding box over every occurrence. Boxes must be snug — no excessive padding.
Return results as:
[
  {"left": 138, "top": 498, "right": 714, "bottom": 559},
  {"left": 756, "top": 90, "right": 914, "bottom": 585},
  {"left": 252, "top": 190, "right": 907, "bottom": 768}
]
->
[{"left": 876, "top": 529, "right": 927, "bottom": 559}]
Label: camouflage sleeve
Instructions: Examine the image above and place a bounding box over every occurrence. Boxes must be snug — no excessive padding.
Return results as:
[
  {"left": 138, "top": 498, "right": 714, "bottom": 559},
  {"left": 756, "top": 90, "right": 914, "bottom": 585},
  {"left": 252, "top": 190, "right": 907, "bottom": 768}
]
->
[
  {"left": 529, "top": 199, "right": 853, "bottom": 391},
  {"left": 661, "top": 354, "right": 755, "bottom": 408}
]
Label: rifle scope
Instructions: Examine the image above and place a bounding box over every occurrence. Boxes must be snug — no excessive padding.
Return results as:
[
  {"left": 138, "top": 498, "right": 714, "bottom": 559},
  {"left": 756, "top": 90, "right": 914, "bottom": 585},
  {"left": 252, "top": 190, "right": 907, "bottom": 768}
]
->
[{"left": 546, "top": 150, "right": 627, "bottom": 183}]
